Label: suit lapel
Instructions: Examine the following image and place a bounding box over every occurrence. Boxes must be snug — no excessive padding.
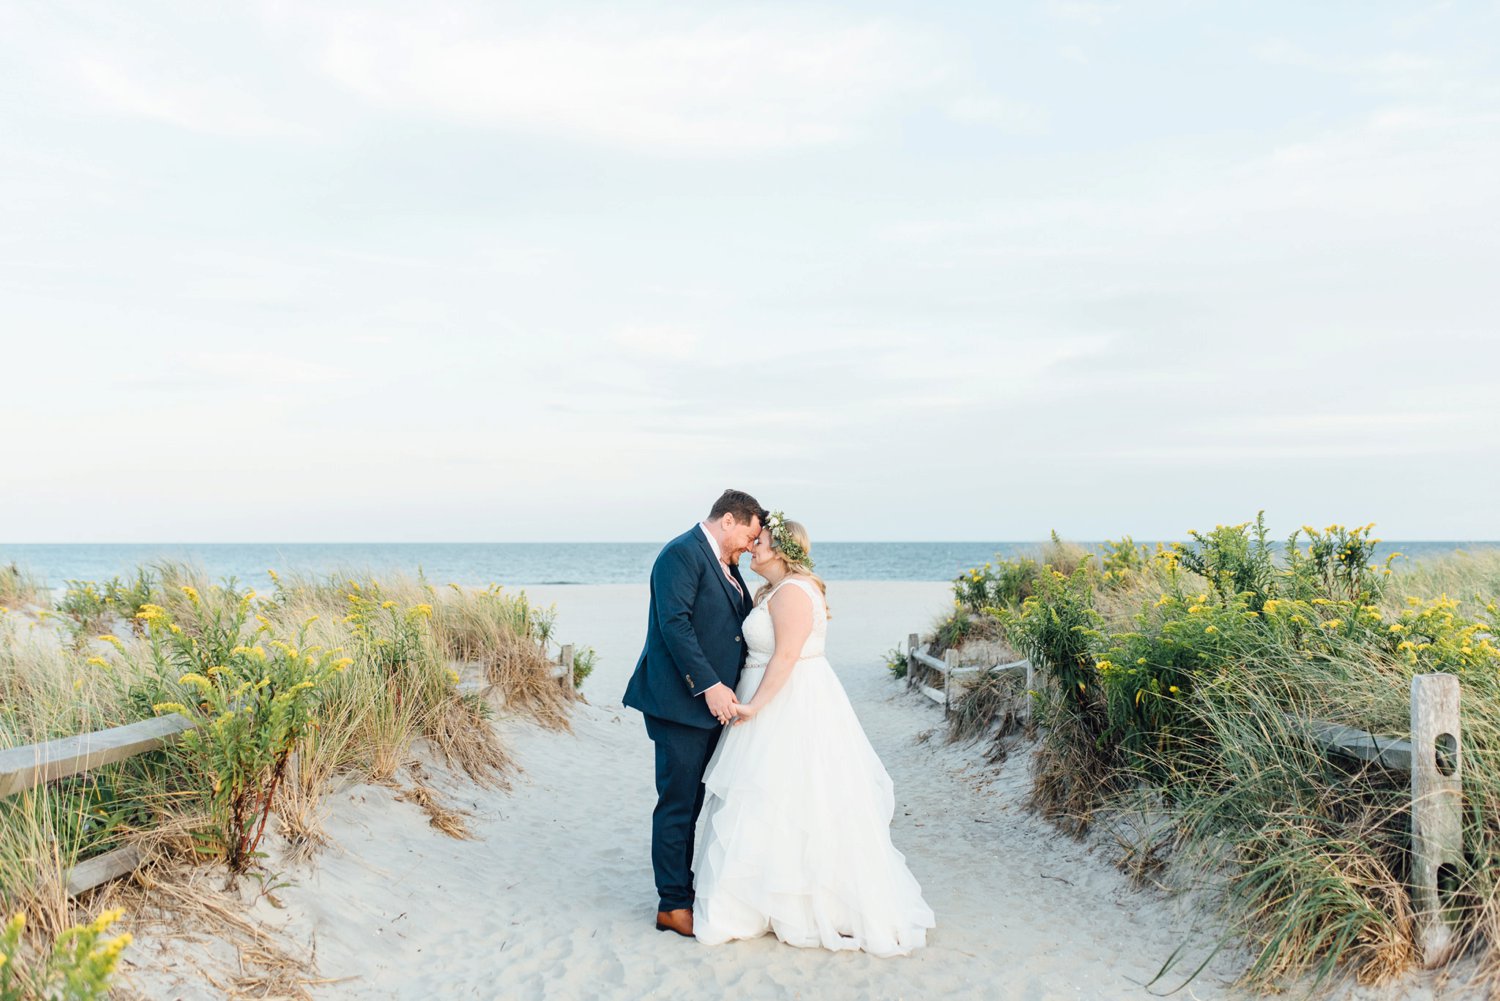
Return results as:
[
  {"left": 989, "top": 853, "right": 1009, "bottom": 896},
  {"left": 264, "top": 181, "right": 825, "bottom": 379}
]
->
[
  {"left": 692, "top": 526, "right": 743, "bottom": 611},
  {"left": 729, "top": 561, "right": 751, "bottom": 615}
]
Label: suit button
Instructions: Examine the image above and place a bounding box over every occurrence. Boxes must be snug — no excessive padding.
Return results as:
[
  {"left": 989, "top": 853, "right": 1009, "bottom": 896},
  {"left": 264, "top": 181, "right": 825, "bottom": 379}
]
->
[{"left": 734, "top": 636, "right": 741, "bottom": 643}]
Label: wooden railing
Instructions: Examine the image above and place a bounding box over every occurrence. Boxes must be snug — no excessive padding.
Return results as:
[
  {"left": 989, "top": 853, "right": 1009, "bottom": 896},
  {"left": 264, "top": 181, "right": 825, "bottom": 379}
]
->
[
  {"left": 903, "top": 633, "right": 1031, "bottom": 712},
  {"left": 0, "top": 645, "right": 579, "bottom": 898},
  {"left": 901, "top": 631, "right": 1462, "bottom": 968}
]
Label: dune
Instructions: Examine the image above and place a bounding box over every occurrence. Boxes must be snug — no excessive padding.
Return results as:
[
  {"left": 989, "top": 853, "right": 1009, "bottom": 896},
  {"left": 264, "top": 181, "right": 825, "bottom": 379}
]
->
[{"left": 116, "top": 582, "right": 1471, "bottom": 1000}]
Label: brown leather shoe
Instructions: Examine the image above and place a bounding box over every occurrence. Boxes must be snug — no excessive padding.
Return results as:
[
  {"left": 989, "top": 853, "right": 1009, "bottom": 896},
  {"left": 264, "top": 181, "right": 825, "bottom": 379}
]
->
[{"left": 655, "top": 908, "right": 693, "bottom": 937}]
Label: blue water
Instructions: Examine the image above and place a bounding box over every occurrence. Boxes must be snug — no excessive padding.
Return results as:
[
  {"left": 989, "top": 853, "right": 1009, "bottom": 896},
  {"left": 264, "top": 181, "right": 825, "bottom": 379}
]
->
[{"left": 2, "top": 541, "right": 1496, "bottom": 588}]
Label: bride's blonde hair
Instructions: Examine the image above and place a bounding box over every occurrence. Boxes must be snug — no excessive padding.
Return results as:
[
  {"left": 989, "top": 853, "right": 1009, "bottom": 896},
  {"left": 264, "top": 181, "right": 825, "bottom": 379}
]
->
[{"left": 754, "top": 519, "right": 831, "bottom": 616}]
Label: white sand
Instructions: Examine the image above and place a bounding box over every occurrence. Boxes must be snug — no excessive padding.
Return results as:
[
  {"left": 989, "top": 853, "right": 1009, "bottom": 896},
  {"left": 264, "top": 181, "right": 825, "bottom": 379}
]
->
[{"left": 119, "top": 582, "right": 1467, "bottom": 1000}]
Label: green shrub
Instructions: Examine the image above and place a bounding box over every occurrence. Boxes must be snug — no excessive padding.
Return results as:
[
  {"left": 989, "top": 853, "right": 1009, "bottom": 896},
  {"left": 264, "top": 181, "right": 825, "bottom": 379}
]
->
[
  {"left": 571, "top": 646, "right": 597, "bottom": 690},
  {"left": 1010, "top": 515, "right": 1500, "bottom": 986},
  {"left": 0, "top": 908, "right": 131, "bottom": 1001},
  {"left": 144, "top": 587, "right": 345, "bottom": 873}
]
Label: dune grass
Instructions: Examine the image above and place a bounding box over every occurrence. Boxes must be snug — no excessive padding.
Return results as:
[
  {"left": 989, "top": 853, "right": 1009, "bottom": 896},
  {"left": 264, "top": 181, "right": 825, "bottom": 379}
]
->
[
  {"left": 943, "top": 520, "right": 1500, "bottom": 989},
  {"left": 0, "top": 562, "right": 578, "bottom": 991},
  {"left": 0, "top": 564, "right": 44, "bottom": 611}
]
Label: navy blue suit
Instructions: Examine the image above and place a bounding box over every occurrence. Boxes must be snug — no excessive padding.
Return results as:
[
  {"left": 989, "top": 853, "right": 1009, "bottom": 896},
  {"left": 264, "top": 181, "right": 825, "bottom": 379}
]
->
[{"left": 623, "top": 526, "right": 751, "bottom": 911}]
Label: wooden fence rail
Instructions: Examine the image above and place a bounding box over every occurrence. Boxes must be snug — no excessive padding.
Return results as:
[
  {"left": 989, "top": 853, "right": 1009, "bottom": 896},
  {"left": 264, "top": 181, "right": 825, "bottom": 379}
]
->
[
  {"left": 901, "top": 630, "right": 1462, "bottom": 968},
  {"left": 0, "top": 646, "right": 578, "bottom": 898},
  {"left": 904, "top": 633, "right": 1032, "bottom": 713}
]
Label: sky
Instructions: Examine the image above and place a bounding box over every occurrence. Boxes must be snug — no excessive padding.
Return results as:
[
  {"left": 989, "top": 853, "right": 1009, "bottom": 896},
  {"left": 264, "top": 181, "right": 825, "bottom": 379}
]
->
[{"left": 2, "top": 1, "right": 1498, "bottom": 542}]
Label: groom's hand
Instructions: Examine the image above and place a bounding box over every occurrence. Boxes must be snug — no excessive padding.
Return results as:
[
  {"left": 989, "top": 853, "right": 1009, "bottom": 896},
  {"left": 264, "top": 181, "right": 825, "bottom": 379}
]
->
[{"left": 704, "top": 683, "right": 738, "bottom": 725}]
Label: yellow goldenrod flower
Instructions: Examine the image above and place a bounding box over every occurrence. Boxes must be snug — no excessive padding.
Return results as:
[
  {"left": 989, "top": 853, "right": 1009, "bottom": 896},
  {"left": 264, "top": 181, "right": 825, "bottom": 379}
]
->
[
  {"left": 1389, "top": 624, "right": 1405, "bottom": 633},
  {"left": 412, "top": 604, "right": 433, "bottom": 618},
  {"left": 92, "top": 908, "right": 125, "bottom": 931},
  {"left": 1169, "top": 685, "right": 1180, "bottom": 693},
  {"left": 1322, "top": 619, "right": 1343, "bottom": 630},
  {"left": 178, "top": 673, "right": 211, "bottom": 690},
  {"left": 86, "top": 656, "right": 109, "bottom": 668},
  {"left": 181, "top": 586, "right": 200, "bottom": 605},
  {"left": 102, "top": 931, "right": 132, "bottom": 959},
  {"left": 1204, "top": 625, "right": 1218, "bottom": 634},
  {"left": 152, "top": 702, "right": 191, "bottom": 715},
  {"left": 98, "top": 634, "right": 124, "bottom": 648},
  {"left": 381, "top": 600, "right": 398, "bottom": 609},
  {"left": 168, "top": 623, "right": 182, "bottom": 635}
]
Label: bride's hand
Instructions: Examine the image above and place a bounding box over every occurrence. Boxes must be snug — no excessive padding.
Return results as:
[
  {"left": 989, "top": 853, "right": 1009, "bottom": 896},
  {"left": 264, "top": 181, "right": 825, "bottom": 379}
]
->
[{"left": 732, "top": 702, "right": 759, "bottom": 725}]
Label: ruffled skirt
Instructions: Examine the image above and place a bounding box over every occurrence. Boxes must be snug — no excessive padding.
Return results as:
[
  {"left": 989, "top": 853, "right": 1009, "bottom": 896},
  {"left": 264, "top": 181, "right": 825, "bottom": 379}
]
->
[{"left": 692, "top": 657, "right": 935, "bottom": 956}]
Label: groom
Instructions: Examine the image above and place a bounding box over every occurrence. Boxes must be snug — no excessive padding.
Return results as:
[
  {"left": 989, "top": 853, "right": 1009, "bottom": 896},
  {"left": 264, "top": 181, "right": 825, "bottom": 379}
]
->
[{"left": 623, "top": 489, "right": 765, "bottom": 938}]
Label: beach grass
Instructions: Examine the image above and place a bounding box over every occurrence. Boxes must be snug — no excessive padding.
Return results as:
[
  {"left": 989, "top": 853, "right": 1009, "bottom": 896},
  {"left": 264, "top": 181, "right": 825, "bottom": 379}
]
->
[
  {"left": 0, "top": 564, "right": 44, "bottom": 611},
  {"left": 941, "top": 521, "right": 1500, "bottom": 989},
  {"left": 0, "top": 562, "right": 577, "bottom": 991}
]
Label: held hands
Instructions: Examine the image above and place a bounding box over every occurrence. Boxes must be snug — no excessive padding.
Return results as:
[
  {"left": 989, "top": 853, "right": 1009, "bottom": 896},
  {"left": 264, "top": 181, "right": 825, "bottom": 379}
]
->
[
  {"left": 704, "top": 682, "right": 741, "bottom": 725},
  {"left": 705, "top": 683, "right": 759, "bottom": 726}
]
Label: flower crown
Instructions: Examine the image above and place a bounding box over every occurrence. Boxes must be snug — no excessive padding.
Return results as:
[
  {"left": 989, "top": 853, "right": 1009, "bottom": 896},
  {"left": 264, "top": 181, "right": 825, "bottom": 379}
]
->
[{"left": 765, "top": 511, "right": 814, "bottom": 571}]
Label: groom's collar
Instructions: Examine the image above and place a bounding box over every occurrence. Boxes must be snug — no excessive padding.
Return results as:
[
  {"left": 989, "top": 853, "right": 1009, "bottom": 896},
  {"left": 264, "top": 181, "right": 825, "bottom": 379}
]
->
[{"left": 698, "top": 522, "right": 725, "bottom": 563}]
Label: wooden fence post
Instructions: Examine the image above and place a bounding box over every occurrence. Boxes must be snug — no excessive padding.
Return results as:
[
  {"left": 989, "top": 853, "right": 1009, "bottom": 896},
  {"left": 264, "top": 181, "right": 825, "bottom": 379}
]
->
[
  {"left": 560, "top": 644, "right": 575, "bottom": 694},
  {"left": 943, "top": 648, "right": 958, "bottom": 714},
  {"left": 906, "top": 633, "right": 919, "bottom": 692},
  {"left": 1411, "top": 672, "right": 1461, "bottom": 969}
]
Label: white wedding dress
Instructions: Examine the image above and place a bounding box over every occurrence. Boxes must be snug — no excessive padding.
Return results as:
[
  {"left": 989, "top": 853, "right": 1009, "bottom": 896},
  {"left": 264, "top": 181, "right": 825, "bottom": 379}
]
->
[{"left": 692, "top": 578, "right": 935, "bottom": 956}]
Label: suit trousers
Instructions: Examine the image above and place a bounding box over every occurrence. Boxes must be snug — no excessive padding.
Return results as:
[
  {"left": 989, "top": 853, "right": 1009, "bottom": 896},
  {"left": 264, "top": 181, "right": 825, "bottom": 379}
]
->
[{"left": 644, "top": 713, "right": 723, "bottom": 912}]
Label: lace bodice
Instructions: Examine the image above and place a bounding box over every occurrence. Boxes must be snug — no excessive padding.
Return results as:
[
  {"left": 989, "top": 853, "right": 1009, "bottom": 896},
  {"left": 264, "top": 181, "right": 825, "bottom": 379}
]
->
[{"left": 743, "top": 577, "right": 827, "bottom": 665}]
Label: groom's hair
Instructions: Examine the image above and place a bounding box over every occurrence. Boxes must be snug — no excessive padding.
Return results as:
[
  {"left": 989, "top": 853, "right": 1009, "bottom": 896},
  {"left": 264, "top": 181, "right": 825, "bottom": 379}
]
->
[{"left": 708, "top": 489, "right": 767, "bottom": 527}]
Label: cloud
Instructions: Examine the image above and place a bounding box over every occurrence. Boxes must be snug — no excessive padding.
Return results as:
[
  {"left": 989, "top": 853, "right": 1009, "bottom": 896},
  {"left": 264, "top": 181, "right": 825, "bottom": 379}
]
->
[
  {"left": 945, "top": 95, "right": 1045, "bottom": 132},
  {"left": 1251, "top": 37, "right": 1476, "bottom": 100},
  {"left": 122, "top": 351, "right": 353, "bottom": 389},
  {"left": 611, "top": 325, "right": 702, "bottom": 361},
  {"left": 301, "top": 6, "right": 945, "bottom": 153},
  {"left": 1046, "top": 2, "right": 1120, "bottom": 27},
  {"left": 71, "top": 56, "right": 310, "bottom": 139}
]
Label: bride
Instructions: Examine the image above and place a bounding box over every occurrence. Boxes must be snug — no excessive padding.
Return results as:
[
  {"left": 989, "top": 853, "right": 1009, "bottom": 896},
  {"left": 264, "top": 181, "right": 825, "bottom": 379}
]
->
[{"left": 692, "top": 513, "right": 935, "bottom": 956}]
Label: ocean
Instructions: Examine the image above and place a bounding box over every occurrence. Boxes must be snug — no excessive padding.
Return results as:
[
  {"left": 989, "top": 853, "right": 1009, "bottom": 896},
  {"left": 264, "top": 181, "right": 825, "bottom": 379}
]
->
[{"left": 2, "top": 540, "right": 1496, "bottom": 589}]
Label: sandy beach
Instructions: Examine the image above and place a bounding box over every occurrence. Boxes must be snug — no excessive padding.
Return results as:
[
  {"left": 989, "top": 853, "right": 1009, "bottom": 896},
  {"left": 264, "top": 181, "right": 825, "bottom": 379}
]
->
[{"left": 115, "top": 581, "right": 1469, "bottom": 1000}]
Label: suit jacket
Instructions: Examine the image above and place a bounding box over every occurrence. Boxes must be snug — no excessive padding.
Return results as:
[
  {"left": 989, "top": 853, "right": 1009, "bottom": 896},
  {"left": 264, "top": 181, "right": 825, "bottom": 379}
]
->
[{"left": 622, "top": 525, "right": 752, "bottom": 729}]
